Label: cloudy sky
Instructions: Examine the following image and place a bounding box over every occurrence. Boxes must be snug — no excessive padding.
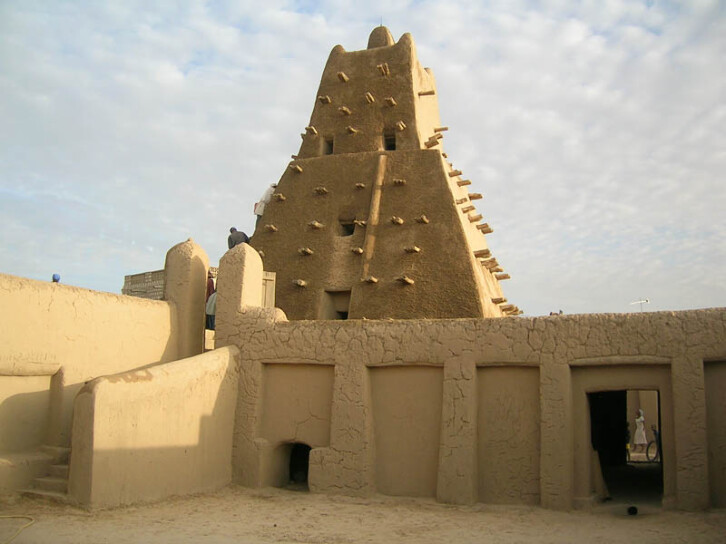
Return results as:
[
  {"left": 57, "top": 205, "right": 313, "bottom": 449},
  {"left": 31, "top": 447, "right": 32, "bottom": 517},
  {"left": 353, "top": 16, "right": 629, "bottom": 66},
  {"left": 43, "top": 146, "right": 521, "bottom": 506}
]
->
[{"left": 1, "top": 0, "right": 724, "bottom": 317}]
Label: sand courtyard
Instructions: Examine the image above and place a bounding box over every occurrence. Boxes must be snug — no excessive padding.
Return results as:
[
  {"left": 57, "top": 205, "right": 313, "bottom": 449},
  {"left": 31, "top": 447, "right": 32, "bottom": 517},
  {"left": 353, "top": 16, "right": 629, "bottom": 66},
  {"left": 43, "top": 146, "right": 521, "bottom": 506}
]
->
[{"left": 1, "top": 485, "right": 725, "bottom": 544}]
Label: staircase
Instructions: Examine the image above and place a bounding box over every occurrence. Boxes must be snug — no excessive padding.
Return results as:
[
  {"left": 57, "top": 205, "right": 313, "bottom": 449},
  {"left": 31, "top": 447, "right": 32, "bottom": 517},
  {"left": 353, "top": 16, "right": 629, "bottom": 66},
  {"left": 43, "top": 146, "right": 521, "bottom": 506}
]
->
[{"left": 21, "top": 445, "right": 71, "bottom": 503}]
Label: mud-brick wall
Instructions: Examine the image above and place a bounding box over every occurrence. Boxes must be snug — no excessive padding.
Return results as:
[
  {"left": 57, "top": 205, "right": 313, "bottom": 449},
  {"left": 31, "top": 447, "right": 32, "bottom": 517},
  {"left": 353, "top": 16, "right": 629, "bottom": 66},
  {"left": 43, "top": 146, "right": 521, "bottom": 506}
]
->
[
  {"left": 216, "top": 246, "right": 726, "bottom": 510},
  {"left": 0, "top": 239, "right": 208, "bottom": 454}
]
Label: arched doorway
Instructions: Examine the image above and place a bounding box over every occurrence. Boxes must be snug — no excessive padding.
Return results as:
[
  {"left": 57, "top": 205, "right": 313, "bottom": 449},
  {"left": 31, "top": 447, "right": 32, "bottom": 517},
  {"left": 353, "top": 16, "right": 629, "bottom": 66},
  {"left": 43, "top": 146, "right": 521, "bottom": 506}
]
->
[{"left": 288, "top": 443, "right": 311, "bottom": 489}]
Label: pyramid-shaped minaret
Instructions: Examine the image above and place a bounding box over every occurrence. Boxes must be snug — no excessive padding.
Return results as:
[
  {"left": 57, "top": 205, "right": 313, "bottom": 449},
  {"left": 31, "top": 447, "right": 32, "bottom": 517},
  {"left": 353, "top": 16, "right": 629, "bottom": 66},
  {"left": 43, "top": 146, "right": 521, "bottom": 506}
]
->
[{"left": 250, "top": 27, "right": 519, "bottom": 320}]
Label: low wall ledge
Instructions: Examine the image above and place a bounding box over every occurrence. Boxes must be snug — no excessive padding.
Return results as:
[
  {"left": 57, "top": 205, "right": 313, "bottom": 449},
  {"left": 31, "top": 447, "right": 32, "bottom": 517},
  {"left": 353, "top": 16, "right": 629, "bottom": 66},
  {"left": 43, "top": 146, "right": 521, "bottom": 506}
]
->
[
  {"left": 570, "top": 355, "right": 671, "bottom": 367},
  {"left": 0, "top": 361, "right": 61, "bottom": 376}
]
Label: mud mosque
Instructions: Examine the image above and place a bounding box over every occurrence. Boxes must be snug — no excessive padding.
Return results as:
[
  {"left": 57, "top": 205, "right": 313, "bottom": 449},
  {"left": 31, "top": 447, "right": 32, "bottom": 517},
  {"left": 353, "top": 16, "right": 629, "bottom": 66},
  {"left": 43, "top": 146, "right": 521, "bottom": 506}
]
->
[{"left": 1, "top": 27, "right": 725, "bottom": 512}]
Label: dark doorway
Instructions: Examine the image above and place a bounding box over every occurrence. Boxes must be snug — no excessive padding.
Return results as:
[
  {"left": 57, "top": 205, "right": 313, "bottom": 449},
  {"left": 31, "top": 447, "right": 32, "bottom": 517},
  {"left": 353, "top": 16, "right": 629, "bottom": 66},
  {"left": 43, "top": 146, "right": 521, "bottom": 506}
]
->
[
  {"left": 588, "top": 390, "right": 663, "bottom": 504},
  {"left": 289, "top": 443, "right": 311, "bottom": 490}
]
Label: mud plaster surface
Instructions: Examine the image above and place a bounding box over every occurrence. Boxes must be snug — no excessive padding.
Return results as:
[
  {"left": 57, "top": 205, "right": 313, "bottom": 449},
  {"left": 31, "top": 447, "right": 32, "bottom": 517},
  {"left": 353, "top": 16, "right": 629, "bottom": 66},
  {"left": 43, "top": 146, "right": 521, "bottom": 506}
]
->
[{"left": 1, "top": 486, "right": 725, "bottom": 544}]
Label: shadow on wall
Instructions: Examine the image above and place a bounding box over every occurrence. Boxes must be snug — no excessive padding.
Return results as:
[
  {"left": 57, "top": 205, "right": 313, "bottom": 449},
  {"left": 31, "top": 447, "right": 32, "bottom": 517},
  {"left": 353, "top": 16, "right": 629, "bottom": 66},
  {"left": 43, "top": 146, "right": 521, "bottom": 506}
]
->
[{"left": 68, "top": 346, "right": 239, "bottom": 509}]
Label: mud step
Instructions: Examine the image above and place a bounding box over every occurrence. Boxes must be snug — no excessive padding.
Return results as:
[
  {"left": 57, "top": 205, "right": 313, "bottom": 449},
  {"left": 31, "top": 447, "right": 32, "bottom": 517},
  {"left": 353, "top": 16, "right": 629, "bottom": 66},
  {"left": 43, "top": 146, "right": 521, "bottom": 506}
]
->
[
  {"left": 48, "top": 464, "right": 69, "bottom": 479},
  {"left": 40, "top": 446, "right": 71, "bottom": 464},
  {"left": 20, "top": 488, "right": 69, "bottom": 504},
  {"left": 33, "top": 476, "right": 68, "bottom": 493}
]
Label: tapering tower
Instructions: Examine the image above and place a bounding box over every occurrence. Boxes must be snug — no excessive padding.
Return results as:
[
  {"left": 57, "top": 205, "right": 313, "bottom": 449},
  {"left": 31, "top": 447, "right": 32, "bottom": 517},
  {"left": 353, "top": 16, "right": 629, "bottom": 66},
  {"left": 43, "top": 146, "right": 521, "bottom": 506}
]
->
[{"left": 250, "top": 27, "right": 519, "bottom": 320}]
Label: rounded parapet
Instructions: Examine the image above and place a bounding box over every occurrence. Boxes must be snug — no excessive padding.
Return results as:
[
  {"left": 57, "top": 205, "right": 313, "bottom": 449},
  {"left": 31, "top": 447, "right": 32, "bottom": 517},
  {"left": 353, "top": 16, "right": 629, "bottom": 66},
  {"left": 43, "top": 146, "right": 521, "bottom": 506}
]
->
[
  {"left": 368, "top": 26, "right": 395, "bottom": 49},
  {"left": 163, "top": 238, "right": 209, "bottom": 358}
]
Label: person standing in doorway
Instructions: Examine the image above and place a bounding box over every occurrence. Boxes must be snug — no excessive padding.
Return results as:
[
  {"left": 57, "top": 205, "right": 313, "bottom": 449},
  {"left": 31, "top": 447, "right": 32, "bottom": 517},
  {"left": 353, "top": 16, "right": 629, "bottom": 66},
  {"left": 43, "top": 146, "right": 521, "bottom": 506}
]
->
[
  {"left": 206, "top": 290, "right": 217, "bottom": 331},
  {"left": 633, "top": 409, "right": 647, "bottom": 454}
]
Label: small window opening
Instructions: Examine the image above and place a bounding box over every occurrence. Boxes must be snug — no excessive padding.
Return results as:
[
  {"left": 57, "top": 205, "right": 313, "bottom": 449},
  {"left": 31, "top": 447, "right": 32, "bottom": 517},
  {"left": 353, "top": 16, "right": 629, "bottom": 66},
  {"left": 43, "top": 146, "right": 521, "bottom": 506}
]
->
[
  {"left": 384, "top": 131, "right": 396, "bottom": 151},
  {"left": 323, "top": 137, "right": 334, "bottom": 155},
  {"left": 288, "top": 443, "right": 311, "bottom": 490},
  {"left": 339, "top": 219, "right": 355, "bottom": 236},
  {"left": 320, "top": 290, "right": 351, "bottom": 320}
]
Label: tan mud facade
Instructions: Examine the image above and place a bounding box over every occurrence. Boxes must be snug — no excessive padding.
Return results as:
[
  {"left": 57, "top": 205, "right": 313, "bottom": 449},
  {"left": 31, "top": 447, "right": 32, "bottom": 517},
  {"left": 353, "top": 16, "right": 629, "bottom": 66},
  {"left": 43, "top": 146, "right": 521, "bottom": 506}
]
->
[
  {"left": 0, "top": 239, "right": 208, "bottom": 494},
  {"left": 0, "top": 28, "right": 724, "bottom": 514},
  {"left": 250, "top": 27, "right": 513, "bottom": 320},
  {"left": 216, "top": 244, "right": 726, "bottom": 512}
]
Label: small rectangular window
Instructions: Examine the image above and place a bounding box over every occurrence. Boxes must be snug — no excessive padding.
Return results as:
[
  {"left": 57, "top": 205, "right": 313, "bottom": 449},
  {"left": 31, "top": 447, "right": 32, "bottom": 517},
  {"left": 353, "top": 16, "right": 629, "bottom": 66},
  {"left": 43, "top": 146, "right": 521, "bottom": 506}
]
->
[
  {"left": 384, "top": 131, "right": 396, "bottom": 151},
  {"left": 320, "top": 290, "right": 351, "bottom": 320},
  {"left": 323, "top": 137, "right": 334, "bottom": 155},
  {"left": 339, "top": 220, "right": 355, "bottom": 236}
]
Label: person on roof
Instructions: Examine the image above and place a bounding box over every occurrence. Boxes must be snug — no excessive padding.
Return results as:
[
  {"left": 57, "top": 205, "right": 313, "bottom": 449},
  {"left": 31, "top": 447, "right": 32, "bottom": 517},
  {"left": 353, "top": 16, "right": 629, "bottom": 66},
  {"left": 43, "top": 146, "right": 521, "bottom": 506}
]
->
[
  {"left": 228, "top": 227, "right": 249, "bottom": 250},
  {"left": 254, "top": 184, "right": 277, "bottom": 228}
]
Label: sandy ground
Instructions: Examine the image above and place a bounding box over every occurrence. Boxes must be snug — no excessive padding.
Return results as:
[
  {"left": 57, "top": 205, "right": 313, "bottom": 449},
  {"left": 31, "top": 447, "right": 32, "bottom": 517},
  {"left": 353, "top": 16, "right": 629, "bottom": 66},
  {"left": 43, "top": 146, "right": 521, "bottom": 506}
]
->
[{"left": 1, "top": 485, "right": 725, "bottom": 544}]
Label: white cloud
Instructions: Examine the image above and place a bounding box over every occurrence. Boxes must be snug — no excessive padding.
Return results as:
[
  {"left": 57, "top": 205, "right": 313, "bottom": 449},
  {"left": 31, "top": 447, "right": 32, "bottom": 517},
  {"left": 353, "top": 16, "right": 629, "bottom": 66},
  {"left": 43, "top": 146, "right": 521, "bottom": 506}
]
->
[{"left": 0, "top": 0, "right": 724, "bottom": 315}]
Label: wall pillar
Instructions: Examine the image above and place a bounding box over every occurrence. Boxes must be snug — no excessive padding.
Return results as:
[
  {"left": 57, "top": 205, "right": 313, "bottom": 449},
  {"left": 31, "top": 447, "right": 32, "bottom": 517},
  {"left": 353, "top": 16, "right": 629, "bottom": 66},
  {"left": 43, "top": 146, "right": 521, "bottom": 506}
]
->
[
  {"left": 436, "top": 355, "right": 478, "bottom": 504},
  {"left": 309, "top": 362, "right": 376, "bottom": 495},
  {"left": 671, "top": 353, "right": 709, "bottom": 510},
  {"left": 539, "top": 361, "right": 573, "bottom": 510},
  {"left": 163, "top": 238, "right": 209, "bottom": 358}
]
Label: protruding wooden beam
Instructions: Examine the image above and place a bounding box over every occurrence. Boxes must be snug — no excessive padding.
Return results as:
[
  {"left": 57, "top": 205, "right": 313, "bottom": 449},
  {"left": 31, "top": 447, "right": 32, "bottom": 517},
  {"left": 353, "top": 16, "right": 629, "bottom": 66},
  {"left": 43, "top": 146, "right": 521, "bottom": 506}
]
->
[
  {"left": 363, "top": 275, "right": 379, "bottom": 283},
  {"left": 308, "top": 220, "right": 324, "bottom": 229},
  {"left": 495, "top": 273, "right": 510, "bottom": 280},
  {"left": 449, "top": 170, "right": 462, "bottom": 177},
  {"left": 337, "top": 71, "right": 349, "bottom": 82},
  {"left": 355, "top": 183, "right": 366, "bottom": 189},
  {"left": 364, "top": 92, "right": 375, "bottom": 104},
  {"left": 473, "top": 249, "right": 491, "bottom": 258},
  {"left": 468, "top": 193, "right": 483, "bottom": 200},
  {"left": 442, "top": 153, "right": 448, "bottom": 158},
  {"left": 404, "top": 246, "right": 421, "bottom": 253},
  {"left": 396, "top": 121, "right": 407, "bottom": 131},
  {"left": 305, "top": 126, "right": 318, "bottom": 135},
  {"left": 353, "top": 219, "right": 367, "bottom": 227},
  {"left": 418, "top": 89, "right": 435, "bottom": 96},
  {"left": 257, "top": 250, "right": 265, "bottom": 258},
  {"left": 377, "top": 63, "right": 390, "bottom": 76},
  {"left": 457, "top": 180, "right": 472, "bottom": 187},
  {"left": 468, "top": 213, "right": 483, "bottom": 223},
  {"left": 477, "top": 223, "right": 493, "bottom": 234},
  {"left": 491, "top": 297, "right": 507, "bottom": 304},
  {"left": 346, "top": 126, "right": 360, "bottom": 134},
  {"left": 273, "top": 193, "right": 286, "bottom": 201},
  {"left": 390, "top": 216, "right": 404, "bottom": 225},
  {"left": 314, "top": 186, "right": 328, "bottom": 195},
  {"left": 416, "top": 215, "right": 430, "bottom": 224},
  {"left": 500, "top": 304, "right": 515, "bottom": 312},
  {"left": 298, "top": 247, "right": 314, "bottom": 256},
  {"left": 461, "top": 205, "right": 475, "bottom": 213},
  {"left": 397, "top": 275, "right": 415, "bottom": 285},
  {"left": 455, "top": 197, "right": 468, "bottom": 205},
  {"left": 338, "top": 106, "right": 352, "bottom": 115},
  {"left": 292, "top": 279, "right": 307, "bottom": 287},
  {"left": 351, "top": 247, "right": 364, "bottom": 254},
  {"left": 264, "top": 224, "right": 278, "bottom": 232},
  {"left": 317, "top": 95, "right": 332, "bottom": 104},
  {"left": 393, "top": 178, "right": 406, "bottom": 186},
  {"left": 385, "top": 97, "right": 397, "bottom": 107},
  {"left": 425, "top": 139, "right": 440, "bottom": 148},
  {"left": 289, "top": 164, "right": 303, "bottom": 173},
  {"left": 434, "top": 127, "right": 449, "bottom": 132}
]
